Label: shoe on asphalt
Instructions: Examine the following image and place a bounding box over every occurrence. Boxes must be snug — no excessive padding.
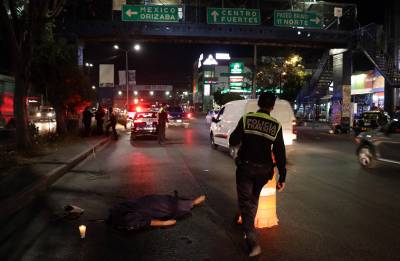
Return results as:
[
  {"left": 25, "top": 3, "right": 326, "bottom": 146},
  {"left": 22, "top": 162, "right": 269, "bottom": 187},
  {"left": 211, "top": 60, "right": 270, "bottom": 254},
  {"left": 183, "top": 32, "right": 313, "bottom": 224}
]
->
[
  {"left": 63, "top": 205, "right": 84, "bottom": 220},
  {"left": 245, "top": 232, "right": 262, "bottom": 257},
  {"left": 248, "top": 244, "right": 262, "bottom": 257}
]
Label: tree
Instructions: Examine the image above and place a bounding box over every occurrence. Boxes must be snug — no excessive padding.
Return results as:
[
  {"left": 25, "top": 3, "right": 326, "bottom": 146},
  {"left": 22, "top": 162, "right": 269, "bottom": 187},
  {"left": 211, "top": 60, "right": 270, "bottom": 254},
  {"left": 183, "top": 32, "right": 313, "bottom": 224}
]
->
[
  {"left": 213, "top": 91, "right": 244, "bottom": 107},
  {"left": 31, "top": 38, "right": 93, "bottom": 134},
  {"left": 256, "top": 54, "right": 310, "bottom": 102},
  {"left": 0, "top": 0, "right": 65, "bottom": 149}
]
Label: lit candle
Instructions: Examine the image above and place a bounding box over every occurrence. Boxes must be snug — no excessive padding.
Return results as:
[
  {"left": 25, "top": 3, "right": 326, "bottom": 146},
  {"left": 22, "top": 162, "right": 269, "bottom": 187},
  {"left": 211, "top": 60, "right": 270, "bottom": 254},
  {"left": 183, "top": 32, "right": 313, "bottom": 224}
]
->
[{"left": 79, "top": 225, "right": 86, "bottom": 239}]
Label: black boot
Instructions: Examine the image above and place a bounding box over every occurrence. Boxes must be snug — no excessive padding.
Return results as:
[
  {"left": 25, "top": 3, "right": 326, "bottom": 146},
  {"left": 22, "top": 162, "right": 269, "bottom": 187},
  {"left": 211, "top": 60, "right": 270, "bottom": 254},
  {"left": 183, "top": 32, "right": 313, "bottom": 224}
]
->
[{"left": 245, "top": 232, "right": 262, "bottom": 257}]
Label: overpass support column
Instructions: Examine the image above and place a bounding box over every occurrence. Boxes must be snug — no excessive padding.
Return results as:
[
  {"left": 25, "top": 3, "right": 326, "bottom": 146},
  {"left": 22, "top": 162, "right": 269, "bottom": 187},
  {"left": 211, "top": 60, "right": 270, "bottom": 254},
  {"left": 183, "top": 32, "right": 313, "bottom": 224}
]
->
[
  {"left": 330, "top": 49, "right": 352, "bottom": 133},
  {"left": 384, "top": 81, "right": 395, "bottom": 114}
]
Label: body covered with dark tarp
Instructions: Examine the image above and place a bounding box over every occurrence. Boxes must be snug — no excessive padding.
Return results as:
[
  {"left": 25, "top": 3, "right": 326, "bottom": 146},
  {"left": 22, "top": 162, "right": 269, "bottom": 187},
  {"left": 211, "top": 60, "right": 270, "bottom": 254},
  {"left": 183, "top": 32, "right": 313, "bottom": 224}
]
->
[{"left": 107, "top": 194, "right": 193, "bottom": 230}]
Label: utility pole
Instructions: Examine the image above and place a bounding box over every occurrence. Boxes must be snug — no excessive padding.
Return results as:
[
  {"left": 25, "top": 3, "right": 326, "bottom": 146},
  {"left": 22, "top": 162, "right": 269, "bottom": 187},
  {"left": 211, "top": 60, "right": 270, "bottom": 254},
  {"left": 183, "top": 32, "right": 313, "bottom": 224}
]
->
[{"left": 125, "top": 50, "right": 129, "bottom": 110}]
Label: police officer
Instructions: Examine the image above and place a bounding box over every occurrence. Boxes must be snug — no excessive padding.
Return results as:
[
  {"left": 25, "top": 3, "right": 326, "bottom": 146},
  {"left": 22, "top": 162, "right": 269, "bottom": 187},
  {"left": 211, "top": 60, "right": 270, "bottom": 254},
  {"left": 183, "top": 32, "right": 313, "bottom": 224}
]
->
[
  {"left": 229, "top": 92, "right": 286, "bottom": 257},
  {"left": 158, "top": 103, "right": 169, "bottom": 144}
]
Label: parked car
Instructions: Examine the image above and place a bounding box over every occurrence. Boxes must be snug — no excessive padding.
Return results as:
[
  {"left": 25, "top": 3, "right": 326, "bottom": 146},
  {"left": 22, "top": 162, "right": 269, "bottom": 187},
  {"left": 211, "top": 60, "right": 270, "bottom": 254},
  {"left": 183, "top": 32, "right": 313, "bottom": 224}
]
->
[
  {"left": 205, "top": 109, "right": 219, "bottom": 124},
  {"left": 130, "top": 111, "right": 158, "bottom": 140},
  {"left": 166, "top": 106, "right": 191, "bottom": 128},
  {"left": 32, "top": 107, "right": 56, "bottom": 122},
  {"left": 210, "top": 99, "right": 297, "bottom": 158},
  {"left": 355, "top": 120, "right": 400, "bottom": 168},
  {"left": 353, "top": 111, "right": 390, "bottom": 136}
]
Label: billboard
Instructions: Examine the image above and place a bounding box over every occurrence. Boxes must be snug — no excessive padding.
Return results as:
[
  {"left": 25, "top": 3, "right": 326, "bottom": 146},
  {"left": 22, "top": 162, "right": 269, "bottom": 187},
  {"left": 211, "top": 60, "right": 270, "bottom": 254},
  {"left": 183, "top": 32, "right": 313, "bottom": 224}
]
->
[
  {"left": 351, "top": 70, "right": 385, "bottom": 95},
  {"left": 99, "top": 64, "right": 114, "bottom": 88},
  {"left": 118, "top": 70, "right": 136, "bottom": 86}
]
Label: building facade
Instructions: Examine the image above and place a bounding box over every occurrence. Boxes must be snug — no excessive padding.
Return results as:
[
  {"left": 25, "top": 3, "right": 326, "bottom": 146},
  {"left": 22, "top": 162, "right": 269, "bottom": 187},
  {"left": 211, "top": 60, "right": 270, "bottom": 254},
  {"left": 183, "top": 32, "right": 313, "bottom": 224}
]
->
[{"left": 192, "top": 53, "right": 253, "bottom": 112}]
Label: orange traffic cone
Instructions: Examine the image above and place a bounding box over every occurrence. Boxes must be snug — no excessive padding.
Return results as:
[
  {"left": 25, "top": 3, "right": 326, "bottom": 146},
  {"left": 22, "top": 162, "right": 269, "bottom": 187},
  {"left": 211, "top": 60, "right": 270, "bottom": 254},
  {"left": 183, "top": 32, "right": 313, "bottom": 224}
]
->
[{"left": 254, "top": 170, "right": 279, "bottom": 228}]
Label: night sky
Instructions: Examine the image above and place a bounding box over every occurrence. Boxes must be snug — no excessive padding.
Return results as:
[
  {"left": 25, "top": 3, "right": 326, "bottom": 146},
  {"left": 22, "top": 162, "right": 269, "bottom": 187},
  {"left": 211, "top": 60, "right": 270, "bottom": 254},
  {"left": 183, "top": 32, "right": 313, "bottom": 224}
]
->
[{"left": 334, "top": 0, "right": 385, "bottom": 25}]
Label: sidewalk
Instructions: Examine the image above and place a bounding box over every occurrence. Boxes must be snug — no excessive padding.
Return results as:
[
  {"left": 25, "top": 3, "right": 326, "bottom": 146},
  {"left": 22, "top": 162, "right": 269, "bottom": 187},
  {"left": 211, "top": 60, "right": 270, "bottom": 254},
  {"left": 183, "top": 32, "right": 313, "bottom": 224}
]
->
[{"left": 0, "top": 135, "right": 110, "bottom": 222}]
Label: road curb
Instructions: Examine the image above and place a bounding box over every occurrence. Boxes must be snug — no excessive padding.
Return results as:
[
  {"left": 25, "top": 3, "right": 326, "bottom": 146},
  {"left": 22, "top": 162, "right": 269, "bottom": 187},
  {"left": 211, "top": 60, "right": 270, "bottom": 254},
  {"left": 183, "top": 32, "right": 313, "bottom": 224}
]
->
[{"left": 0, "top": 137, "right": 110, "bottom": 222}]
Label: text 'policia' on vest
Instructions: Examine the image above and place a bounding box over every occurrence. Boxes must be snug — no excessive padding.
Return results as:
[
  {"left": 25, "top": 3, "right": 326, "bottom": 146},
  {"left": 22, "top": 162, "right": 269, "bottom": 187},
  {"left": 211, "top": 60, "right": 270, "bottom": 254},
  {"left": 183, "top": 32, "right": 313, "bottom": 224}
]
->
[{"left": 243, "top": 112, "right": 282, "bottom": 141}]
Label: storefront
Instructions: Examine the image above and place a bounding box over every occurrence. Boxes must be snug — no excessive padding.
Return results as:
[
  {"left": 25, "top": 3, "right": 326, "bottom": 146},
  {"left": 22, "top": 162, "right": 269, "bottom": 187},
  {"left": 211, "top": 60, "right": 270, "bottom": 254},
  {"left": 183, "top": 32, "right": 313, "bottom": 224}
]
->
[{"left": 351, "top": 70, "right": 385, "bottom": 117}]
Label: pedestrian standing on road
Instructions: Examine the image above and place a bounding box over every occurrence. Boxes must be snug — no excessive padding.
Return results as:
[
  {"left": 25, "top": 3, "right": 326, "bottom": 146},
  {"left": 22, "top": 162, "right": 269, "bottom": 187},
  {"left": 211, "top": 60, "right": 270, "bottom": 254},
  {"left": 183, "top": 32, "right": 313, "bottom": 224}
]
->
[
  {"left": 106, "top": 107, "right": 118, "bottom": 140},
  {"left": 82, "top": 106, "right": 92, "bottom": 137},
  {"left": 229, "top": 92, "right": 287, "bottom": 257},
  {"left": 158, "top": 103, "right": 169, "bottom": 144},
  {"left": 95, "top": 105, "right": 105, "bottom": 135}
]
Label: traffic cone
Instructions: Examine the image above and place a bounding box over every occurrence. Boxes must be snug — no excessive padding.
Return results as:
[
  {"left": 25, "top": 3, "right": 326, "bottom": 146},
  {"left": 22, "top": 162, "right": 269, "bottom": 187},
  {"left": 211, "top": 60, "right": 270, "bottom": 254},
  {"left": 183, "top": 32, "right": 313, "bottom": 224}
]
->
[{"left": 254, "top": 170, "right": 279, "bottom": 228}]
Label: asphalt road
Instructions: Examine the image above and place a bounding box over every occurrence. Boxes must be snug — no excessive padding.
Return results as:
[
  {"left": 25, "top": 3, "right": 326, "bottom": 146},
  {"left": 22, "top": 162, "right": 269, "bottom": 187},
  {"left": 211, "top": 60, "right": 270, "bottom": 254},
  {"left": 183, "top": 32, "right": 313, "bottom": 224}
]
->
[{"left": 2, "top": 118, "right": 400, "bottom": 261}]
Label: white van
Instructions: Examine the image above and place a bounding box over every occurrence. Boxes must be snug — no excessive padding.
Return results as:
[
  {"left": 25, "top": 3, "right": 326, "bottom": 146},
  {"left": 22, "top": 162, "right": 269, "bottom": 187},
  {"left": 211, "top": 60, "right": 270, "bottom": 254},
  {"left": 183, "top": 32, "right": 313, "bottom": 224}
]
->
[{"left": 210, "top": 99, "right": 296, "bottom": 157}]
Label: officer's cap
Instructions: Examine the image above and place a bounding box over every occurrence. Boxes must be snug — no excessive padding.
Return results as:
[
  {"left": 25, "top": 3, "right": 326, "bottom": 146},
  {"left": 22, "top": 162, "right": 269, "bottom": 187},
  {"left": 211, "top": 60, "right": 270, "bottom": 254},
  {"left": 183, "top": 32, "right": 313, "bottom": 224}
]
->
[{"left": 258, "top": 92, "right": 276, "bottom": 109}]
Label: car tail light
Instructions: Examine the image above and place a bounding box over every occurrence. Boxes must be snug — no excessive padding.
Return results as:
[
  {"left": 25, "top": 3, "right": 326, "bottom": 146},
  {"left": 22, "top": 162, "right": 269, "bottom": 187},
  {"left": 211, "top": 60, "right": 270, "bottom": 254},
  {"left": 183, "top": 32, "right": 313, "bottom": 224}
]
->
[
  {"left": 292, "top": 120, "right": 297, "bottom": 134},
  {"left": 187, "top": 113, "right": 192, "bottom": 119},
  {"left": 136, "top": 106, "right": 142, "bottom": 112}
]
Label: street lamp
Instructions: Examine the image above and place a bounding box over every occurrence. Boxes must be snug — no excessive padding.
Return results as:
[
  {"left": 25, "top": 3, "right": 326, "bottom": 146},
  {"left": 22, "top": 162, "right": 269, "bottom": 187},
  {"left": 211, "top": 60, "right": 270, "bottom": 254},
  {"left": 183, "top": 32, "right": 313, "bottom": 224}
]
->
[
  {"left": 113, "top": 44, "right": 141, "bottom": 110},
  {"left": 165, "top": 91, "right": 170, "bottom": 96},
  {"left": 149, "top": 91, "right": 154, "bottom": 96},
  {"left": 85, "top": 63, "right": 94, "bottom": 87},
  {"left": 92, "top": 85, "right": 96, "bottom": 90},
  {"left": 134, "top": 91, "right": 138, "bottom": 96},
  {"left": 118, "top": 90, "right": 123, "bottom": 96}
]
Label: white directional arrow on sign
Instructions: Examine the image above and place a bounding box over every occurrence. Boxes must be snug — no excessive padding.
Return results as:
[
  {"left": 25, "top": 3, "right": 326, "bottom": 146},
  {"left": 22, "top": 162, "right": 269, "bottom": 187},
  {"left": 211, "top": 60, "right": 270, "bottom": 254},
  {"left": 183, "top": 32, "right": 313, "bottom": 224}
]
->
[
  {"left": 126, "top": 9, "right": 138, "bottom": 17},
  {"left": 211, "top": 10, "right": 219, "bottom": 22},
  {"left": 310, "top": 16, "right": 321, "bottom": 24}
]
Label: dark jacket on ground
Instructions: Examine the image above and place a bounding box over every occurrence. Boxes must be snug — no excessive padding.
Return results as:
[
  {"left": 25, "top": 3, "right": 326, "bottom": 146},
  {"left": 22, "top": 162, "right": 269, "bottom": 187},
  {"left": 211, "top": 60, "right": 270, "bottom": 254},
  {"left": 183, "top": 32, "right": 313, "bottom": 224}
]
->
[{"left": 229, "top": 109, "right": 287, "bottom": 183}]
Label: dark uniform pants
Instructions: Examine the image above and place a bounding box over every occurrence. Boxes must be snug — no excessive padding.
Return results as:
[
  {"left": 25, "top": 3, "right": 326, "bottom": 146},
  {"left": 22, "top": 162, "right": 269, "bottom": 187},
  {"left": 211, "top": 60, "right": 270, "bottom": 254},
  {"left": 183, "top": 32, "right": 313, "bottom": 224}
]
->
[
  {"left": 236, "top": 162, "right": 273, "bottom": 238},
  {"left": 158, "top": 123, "right": 166, "bottom": 143}
]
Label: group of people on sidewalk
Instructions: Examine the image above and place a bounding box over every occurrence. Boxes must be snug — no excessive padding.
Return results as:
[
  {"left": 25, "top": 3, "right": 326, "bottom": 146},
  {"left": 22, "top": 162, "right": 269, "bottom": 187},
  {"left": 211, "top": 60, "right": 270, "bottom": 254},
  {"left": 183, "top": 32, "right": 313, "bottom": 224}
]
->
[{"left": 82, "top": 105, "right": 117, "bottom": 139}]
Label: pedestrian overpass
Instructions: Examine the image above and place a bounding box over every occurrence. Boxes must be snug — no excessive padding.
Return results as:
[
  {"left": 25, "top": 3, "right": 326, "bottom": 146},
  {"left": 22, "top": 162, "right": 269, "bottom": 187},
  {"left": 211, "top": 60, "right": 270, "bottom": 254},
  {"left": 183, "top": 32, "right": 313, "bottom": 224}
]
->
[{"left": 57, "top": 1, "right": 399, "bottom": 128}]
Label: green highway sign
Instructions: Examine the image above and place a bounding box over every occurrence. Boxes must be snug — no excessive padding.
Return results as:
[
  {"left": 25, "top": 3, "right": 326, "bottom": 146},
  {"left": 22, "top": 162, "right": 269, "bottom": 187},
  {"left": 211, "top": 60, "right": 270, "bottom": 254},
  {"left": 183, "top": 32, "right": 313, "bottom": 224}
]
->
[
  {"left": 207, "top": 8, "right": 260, "bottom": 25},
  {"left": 274, "top": 10, "right": 323, "bottom": 29},
  {"left": 122, "top": 4, "right": 179, "bottom": 22}
]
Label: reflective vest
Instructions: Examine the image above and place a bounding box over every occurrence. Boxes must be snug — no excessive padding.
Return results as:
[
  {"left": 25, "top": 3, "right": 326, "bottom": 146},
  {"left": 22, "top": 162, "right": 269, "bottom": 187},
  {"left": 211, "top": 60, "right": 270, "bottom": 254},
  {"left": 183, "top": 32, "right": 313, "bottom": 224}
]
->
[{"left": 242, "top": 112, "right": 282, "bottom": 142}]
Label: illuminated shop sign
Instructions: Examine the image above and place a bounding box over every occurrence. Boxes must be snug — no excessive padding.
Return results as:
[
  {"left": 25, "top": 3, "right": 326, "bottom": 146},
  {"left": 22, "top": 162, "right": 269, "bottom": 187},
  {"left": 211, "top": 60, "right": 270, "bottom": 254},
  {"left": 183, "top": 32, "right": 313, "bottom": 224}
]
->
[{"left": 229, "top": 62, "right": 244, "bottom": 74}]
